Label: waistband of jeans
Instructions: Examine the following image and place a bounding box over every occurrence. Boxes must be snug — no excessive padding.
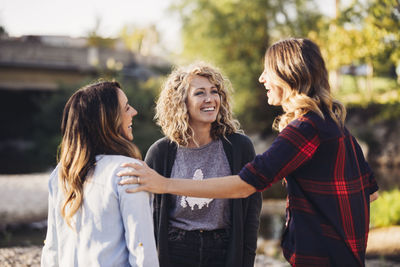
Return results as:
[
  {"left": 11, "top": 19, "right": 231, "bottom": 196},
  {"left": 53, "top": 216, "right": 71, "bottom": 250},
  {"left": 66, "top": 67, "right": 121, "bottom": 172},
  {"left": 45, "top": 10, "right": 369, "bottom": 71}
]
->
[{"left": 168, "top": 225, "right": 231, "bottom": 235}]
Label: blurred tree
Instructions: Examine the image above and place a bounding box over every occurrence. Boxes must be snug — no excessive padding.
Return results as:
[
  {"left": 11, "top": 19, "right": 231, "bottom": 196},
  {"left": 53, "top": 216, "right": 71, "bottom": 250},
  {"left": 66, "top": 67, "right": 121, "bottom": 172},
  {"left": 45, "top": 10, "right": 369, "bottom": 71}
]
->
[
  {"left": 0, "top": 26, "right": 7, "bottom": 37},
  {"left": 120, "top": 76, "right": 165, "bottom": 154},
  {"left": 171, "top": 0, "right": 323, "bottom": 134},
  {"left": 120, "top": 24, "right": 160, "bottom": 56},
  {"left": 309, "top": 0, "right": 400, "bottom": 92},
  {"left": 87, "top": 17, "right": 116, "bottom": 48},
  {"left": 28, "top": 83, "right": 80, "bottom": 171},
  {"left": 368, "top": 0, "right": 400, "bottom": 64},
  {"left": 30, "top": 77, "right": 164, "bottom": 172}
]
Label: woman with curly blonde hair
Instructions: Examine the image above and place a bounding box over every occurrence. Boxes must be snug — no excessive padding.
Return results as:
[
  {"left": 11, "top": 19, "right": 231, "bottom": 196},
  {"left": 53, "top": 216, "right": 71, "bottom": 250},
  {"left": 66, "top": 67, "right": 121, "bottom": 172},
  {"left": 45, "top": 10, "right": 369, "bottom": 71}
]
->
[
  {"left": 155, "top": 62, "right": 241, "bottom": 147},
  {"left": 144, "top": 62, "right": 262, "bottom": 267},
  {"left": 120, "top": 39, "right": 379, "bottom": 267}
]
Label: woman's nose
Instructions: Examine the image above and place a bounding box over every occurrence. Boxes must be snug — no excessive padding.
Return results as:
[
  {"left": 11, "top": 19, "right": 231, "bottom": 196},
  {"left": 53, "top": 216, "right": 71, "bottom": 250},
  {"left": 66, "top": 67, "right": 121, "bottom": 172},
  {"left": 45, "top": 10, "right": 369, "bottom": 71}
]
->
[
  {"left": 132, "top": 107, "right": 138, "bottom": 117},
  {"left": 259, "top": 71, "right": 266, "bottom": 83}
]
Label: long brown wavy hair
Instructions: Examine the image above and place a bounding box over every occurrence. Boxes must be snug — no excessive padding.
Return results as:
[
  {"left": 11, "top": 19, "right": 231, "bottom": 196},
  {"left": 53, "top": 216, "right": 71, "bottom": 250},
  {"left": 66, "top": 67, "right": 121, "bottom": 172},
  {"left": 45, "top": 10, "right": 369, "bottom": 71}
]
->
[
  {"left": 264, "top": 38, "right": 346, "bottom": 131},
  {"left": 58, "top": 81, "right": 141, "bottom": 227}
]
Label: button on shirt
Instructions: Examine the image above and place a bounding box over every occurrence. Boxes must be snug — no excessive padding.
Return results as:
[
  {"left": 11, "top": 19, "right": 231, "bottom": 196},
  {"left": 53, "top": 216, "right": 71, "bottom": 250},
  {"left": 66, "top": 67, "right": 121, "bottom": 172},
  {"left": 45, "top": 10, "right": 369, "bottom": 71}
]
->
[{"left": 239, "top": 112, "right": 378, "bottom": 267}]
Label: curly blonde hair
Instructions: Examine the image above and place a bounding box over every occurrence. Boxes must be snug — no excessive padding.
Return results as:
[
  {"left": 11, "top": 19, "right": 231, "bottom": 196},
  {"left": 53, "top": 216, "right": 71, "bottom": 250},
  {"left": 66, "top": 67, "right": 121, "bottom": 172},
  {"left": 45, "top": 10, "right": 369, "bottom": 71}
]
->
[
  {"left": 155, "top": 62, "right": 241, "bottom": 146},
  {"left": 264, "top": 38, "right": 346, "bottom": 131}
]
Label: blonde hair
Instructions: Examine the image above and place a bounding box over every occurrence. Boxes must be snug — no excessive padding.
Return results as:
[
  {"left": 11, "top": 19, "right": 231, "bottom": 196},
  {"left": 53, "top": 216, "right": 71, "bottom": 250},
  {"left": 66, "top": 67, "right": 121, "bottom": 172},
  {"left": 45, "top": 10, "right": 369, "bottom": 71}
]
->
[
  {"left": 155, "top": 62, "right": 241, "bottom": 146},
  {"left": 58, "top": 81, "right": 141, "bottom": 227},
  {"left": 264, "top": 38, "right": 346, "bottom": 131}
]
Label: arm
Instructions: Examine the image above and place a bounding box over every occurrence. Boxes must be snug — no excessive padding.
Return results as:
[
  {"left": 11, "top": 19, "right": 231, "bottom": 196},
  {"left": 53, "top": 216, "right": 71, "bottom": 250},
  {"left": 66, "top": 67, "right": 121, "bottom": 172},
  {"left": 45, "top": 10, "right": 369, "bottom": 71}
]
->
[
  {"left": 118, "top": 163, "right": 256, "bottom": 198},
  {"left": 117, "top": 166, "right": 159, "bottom": 267},
  {"left": 119, "top": 120, "right": 318, "bottom": 198},
  {"left": 370, "top": 191, "right": 379, "bottom": 202},
  {"left": 238, "top": 119, "right": 320, "bottom": 191},
  {"left": 41, "top": 172, "right": 59, "bottom": 267}
]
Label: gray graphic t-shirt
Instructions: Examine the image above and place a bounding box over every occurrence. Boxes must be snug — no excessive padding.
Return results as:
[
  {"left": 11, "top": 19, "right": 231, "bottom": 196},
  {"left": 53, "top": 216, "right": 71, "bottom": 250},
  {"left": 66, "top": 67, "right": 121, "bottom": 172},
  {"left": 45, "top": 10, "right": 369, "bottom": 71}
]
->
[{"left": 169, "top": 139, "right": 232, "bottom": 231}]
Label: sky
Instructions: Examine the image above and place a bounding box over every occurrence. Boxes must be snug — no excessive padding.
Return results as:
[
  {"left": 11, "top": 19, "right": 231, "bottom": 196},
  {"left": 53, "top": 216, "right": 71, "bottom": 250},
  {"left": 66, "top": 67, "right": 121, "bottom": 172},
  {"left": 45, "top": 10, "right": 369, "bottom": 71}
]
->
[
  {"left": 1, "top": 0, "right": 337, "bottom": 52},
  {"left": 0, "top": 0, "right": 181, "bottom": 51}
]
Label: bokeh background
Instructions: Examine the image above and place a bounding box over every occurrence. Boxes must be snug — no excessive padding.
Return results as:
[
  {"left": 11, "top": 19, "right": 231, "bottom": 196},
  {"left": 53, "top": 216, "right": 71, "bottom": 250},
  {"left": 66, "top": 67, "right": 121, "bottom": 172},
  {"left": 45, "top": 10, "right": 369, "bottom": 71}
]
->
[{"left": 0, "top": 0, "right": 399, "bottom": 266}]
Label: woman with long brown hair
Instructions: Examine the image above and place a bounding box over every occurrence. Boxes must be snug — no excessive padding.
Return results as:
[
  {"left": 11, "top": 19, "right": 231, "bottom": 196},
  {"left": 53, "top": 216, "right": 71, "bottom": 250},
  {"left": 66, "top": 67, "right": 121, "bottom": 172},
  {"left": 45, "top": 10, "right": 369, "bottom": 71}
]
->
[
  {"left": 119, "top": 39, "right": 379, "bottom": 267},
  {"left": 41, "top": 81, "right": 158, "bottom": 266}
]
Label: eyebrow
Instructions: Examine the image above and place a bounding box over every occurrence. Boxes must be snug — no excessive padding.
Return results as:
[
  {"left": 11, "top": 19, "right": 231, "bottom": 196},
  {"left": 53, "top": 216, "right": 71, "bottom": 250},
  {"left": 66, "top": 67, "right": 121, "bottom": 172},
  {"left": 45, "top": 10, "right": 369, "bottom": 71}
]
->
[{"left": 193, "top": 86, "right": 218, "bottom": 90}]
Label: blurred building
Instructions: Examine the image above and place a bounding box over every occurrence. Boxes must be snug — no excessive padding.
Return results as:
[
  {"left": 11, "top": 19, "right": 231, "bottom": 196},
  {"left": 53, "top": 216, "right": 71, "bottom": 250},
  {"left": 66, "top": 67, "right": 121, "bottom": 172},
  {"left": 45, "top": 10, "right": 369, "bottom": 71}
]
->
[
  {"left": 0, "top": 35, "right": 170, "bottom": 173},
  {"left": 0, "top": 35, "right": 169, "bottom": 91}
]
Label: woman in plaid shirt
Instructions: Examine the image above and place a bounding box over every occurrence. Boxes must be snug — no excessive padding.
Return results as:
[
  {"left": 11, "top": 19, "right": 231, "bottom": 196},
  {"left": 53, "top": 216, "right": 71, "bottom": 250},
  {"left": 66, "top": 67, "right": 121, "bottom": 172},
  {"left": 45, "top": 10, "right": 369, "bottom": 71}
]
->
[{"left": 120, "top": 38, "right": 379, "bottom": 267}]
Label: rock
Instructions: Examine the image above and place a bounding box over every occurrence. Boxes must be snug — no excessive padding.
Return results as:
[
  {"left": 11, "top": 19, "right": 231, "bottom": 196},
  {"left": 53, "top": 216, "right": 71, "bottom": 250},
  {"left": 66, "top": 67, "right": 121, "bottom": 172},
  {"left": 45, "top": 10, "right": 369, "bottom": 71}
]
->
[
  {"left": 0, "top": 246, "right": 42, "bottom": 267},
  {"left": 1, "top": 243, "right": 399, "bottom": 266},
  {"left": 367, "top": 226, "right": 400, "bottom": 257},
  {"left": 0, "top": 173, "right": 49, "bottom": 226}
]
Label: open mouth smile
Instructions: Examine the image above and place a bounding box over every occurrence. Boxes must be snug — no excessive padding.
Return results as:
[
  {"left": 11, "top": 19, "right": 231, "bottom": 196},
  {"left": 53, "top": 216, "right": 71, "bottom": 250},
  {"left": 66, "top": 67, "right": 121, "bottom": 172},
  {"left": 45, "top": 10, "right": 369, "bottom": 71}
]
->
[{"left": 201, "top": 107, "right": 216, "bottom": 112}]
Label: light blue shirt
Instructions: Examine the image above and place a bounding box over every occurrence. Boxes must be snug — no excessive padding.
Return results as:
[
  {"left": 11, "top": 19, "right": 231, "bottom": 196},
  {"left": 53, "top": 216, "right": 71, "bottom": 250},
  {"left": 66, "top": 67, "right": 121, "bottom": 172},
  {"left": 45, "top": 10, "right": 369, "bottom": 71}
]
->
[{"left": 41, "top": 155, "right": 159, "bottom": 267}]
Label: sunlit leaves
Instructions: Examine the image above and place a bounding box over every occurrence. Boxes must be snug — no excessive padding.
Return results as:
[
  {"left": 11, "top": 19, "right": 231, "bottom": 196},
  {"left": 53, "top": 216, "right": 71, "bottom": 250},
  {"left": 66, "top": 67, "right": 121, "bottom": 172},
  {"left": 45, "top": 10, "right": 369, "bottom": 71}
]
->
[{"left": 172, "top": 0, "right": 320, "bottom": 132}]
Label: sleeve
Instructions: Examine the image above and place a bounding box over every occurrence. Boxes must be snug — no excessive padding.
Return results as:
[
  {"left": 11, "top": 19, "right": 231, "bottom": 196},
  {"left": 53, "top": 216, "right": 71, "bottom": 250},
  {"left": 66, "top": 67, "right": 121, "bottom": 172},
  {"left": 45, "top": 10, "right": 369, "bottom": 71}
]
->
[
  {"left": 351, "top": 135, "right": 379, "bottom": 194},
  {"left": 117, "top": 165, "right": 160, "bottom": 267},
  {"left": 240, "top": 136, "right": 262, "bottom": 267},
  {"left": 368, "top": 171, "right": 379, "bottom": 195},
  {"left": 239, "top": 120, "right": 320, "bottom": 191},
  {"left": 41, "top": 171, "right": 59, "bottom": 267}
]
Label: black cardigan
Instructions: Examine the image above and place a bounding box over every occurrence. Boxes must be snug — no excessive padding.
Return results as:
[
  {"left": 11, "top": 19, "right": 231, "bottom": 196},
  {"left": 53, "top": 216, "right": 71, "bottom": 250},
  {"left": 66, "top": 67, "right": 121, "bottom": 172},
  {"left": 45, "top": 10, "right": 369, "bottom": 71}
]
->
[{"left": 145, "top": 133, "right": 262, "bottom": 267}]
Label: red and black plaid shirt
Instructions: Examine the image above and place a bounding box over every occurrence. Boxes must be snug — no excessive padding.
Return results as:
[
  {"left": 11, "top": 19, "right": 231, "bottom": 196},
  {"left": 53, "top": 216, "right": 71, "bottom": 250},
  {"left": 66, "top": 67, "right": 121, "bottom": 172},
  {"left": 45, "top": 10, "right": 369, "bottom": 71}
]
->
[{"left": 239, "top": 111, "right": 378, "bottom": 267}]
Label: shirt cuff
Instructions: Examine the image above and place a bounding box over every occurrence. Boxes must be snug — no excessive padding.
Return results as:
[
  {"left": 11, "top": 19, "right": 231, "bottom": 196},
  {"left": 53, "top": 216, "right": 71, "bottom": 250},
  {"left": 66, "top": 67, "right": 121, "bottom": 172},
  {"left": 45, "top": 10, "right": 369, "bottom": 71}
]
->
[{"left": 238, "top": 163, "right": 268, "bottom": 192}]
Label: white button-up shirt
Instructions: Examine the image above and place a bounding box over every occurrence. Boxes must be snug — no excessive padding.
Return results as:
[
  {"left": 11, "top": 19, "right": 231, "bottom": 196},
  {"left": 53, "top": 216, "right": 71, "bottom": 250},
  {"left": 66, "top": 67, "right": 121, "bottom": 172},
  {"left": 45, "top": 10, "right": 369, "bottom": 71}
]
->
[{"left": 41, "top": 155, "right": 159, "bottom": 267}]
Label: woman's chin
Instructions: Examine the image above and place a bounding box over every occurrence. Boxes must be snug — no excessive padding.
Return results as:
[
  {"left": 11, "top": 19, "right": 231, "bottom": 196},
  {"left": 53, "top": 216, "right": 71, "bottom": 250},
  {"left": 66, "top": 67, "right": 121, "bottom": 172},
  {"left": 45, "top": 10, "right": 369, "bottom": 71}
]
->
[{"left": 122, "top": 133, "right": 134, "bottom": 141}]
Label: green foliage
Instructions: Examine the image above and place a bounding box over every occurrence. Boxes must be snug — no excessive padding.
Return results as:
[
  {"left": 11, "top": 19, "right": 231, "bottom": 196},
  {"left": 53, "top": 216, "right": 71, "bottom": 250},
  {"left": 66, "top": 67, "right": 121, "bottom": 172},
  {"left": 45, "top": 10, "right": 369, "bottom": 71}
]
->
[
  {"left": 0, "top": 25, "right": 6, "bottom": 36},
  {"left": 120, "top": 77, "right": 164, "bottom": 156},
  {"left": 120, "top": 24, "right": 160, "bottom": 55},
  {"left": 374, "top": 103, "right": 400, "bottom": 121},
  {"left": 335, "top": 75, "right": 400, "bottom": 106},
  {"left": 30, "top": 83, "right": 86, "bottom": 170},
  {"left": 171, "top": 0, "right": 322, "bottom": 133},
  {"left": 371, "top": 189, "right": 400, "bottom": 228},
  {"left": 170, "top": 0, "right": 400, "bottom": 134},
  {"left": 309, "top": 0, "right": 400, "bottom": 72},
  {"left": 368, "top": 0, "right": 400, "bottom": 63},
  {"left": 86, "top": 17, "right": 117, "bottom": 48},
  {"left": 29, "top": 76, "right": 164, "bottom": 171}
]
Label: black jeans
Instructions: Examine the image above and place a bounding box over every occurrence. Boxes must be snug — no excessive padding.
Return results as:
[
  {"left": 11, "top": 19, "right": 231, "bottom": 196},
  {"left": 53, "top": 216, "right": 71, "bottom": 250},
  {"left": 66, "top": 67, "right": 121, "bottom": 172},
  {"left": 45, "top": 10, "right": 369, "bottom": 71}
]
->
[{"left": 167, "top": 226, "right": 230, "bottom": 267}]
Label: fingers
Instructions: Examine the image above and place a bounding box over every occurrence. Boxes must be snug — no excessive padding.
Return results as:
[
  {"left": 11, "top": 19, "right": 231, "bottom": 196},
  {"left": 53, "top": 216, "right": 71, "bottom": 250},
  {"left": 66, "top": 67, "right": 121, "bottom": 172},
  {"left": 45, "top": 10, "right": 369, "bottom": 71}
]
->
[
  {"left": 118, "top": 161, "right": 148, "bottom": 177},
  {"left": 125, "top": 186, "right": 145, "bottom": 193},
  {"left": 119, "top": 177, "right": 141, "bottom": 185},
  {"left": 121, "top": 161, "right": 145, "bottom": 168},
  {"left": 117, "top": 168, "right": 140, "bottom": 177}
]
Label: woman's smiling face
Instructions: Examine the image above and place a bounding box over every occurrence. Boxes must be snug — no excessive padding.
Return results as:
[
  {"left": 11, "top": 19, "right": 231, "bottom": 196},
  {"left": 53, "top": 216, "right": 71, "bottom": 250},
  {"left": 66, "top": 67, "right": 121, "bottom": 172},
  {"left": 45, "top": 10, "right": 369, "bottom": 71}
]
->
[
  {"left": 117, "top": 88, "right": 137, "bottom": 141},
  {"left": 258, "top": 67, "right": 284, "bottom": 106},
  {"left": 186, "top": 75, "right": 221, "bottom": 128}
]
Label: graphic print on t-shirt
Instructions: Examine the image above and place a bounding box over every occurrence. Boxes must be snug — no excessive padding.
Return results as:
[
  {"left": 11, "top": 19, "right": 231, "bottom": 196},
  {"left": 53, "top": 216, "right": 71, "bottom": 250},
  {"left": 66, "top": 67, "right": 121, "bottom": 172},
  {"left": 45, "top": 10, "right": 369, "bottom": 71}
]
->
[{"left": 180, "top": 169, "right": 214, "bottom": 210}]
